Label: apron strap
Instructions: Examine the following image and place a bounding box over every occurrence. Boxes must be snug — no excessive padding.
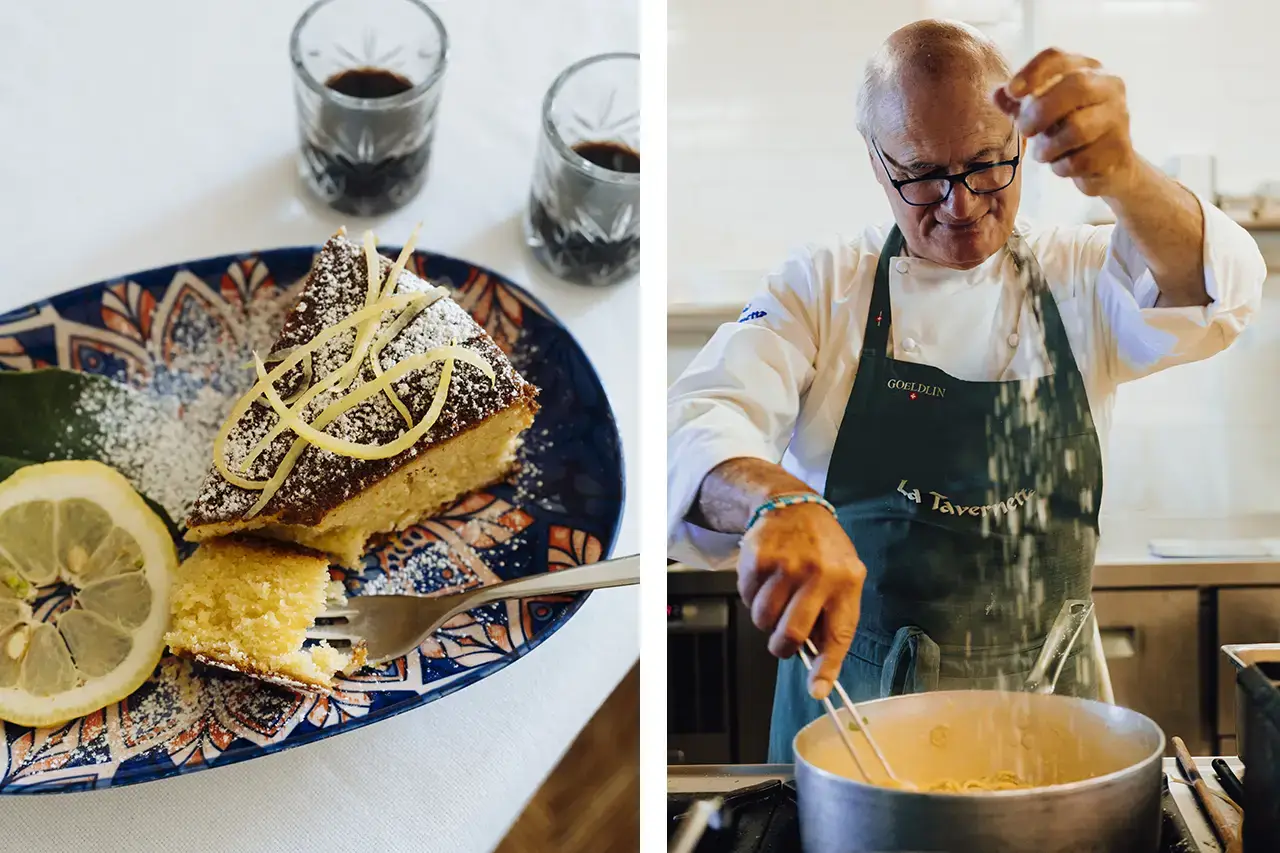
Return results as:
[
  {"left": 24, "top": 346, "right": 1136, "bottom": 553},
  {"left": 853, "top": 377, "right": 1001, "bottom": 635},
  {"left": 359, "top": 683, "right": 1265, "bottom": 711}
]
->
[{"left": 861, "top": 228, "right": 906, "bottom": 359}]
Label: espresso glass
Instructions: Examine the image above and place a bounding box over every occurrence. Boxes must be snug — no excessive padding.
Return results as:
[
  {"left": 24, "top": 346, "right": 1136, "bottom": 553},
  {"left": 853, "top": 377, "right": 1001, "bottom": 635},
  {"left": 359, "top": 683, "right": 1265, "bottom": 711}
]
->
[
  {"left": 524, "top": 53, "right": 641, "bottom": 287},
  {"left": 290, "top": 0, "right": 449, "bottom": 217}
]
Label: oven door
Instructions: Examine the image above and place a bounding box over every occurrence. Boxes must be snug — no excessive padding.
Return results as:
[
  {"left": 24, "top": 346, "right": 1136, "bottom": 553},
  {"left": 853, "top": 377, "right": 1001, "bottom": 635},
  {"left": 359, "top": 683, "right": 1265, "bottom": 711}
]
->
[
  {"left": 668, "top": 567, "right": 778, "bottom": 764},
  {"left": 668, "top": 596, "right": 732, "bottom": 764}
]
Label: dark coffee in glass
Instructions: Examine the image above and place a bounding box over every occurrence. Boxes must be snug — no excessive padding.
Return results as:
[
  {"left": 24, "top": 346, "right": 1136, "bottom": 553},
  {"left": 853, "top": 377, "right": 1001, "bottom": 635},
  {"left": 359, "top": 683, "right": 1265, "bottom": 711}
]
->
[
  {"left": 290, "top": 0, "right": 448, "bottom": 217},
  {"left": 525, "top": 54, "right": 641, "bottom": 287}
]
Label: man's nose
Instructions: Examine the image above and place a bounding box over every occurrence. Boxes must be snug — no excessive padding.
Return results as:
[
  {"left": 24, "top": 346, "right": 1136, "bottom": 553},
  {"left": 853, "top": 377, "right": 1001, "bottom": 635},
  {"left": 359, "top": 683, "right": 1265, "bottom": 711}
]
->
[{"left": 939, "top": 181, "right": 982, "bottom": 221}]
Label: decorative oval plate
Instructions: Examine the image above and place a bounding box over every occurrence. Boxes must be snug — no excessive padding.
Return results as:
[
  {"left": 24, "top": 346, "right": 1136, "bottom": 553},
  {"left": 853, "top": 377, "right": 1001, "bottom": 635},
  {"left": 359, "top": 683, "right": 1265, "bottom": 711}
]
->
[{"left": 0, "top": 247, "right": 623, "bottom": 793}]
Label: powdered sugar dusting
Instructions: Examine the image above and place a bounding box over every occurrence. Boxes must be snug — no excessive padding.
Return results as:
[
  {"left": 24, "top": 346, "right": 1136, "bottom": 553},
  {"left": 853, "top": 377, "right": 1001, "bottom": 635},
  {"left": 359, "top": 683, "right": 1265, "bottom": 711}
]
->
[
  {"left": 511, "top": 428, "right": 552, "bottom": 510},
  {"left": 360, "top": 540, "right": 456, "bottom": 595},
  {"left": 66, "top": 281, "right": 301, "bottom": 524}
]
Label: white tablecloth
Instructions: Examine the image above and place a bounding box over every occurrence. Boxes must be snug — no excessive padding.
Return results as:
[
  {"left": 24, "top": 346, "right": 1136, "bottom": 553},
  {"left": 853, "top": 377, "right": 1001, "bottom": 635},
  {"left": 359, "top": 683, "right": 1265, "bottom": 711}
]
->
[{"left": 0, "top": 1, "right": 638, "bottom": 851}]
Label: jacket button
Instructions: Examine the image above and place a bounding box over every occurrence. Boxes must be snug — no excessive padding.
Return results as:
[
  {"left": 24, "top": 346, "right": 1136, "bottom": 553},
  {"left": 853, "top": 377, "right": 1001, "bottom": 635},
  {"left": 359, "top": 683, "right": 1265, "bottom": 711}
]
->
[
  {"left": 895, "top": 260, "right": 909, "bottom": 273},
  {"left": 901, "top": 337, "right": 918, "bottom": 352},
  {"left": 1008, "top": 332, "right": 1020, "bottom": 348}
]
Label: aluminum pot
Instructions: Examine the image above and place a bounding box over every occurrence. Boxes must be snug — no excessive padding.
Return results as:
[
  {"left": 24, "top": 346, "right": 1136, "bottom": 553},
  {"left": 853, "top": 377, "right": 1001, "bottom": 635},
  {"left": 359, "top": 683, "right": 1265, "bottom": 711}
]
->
[
  {"left": 794, "top": 690, "right": 1166, "bottom": 853},
  {"left": 1222, "top": 643, "right": 1280, "bottom": 759}
]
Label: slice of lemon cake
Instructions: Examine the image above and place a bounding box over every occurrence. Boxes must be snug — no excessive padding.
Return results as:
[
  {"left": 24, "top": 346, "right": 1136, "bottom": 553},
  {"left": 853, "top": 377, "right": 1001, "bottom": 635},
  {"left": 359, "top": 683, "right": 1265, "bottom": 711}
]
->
[
  {"left": 165, "top": 536, "right": 365, "bottom": 692},
  {"left": 184, "top": 231, "right": 540, "bottom": 566}
]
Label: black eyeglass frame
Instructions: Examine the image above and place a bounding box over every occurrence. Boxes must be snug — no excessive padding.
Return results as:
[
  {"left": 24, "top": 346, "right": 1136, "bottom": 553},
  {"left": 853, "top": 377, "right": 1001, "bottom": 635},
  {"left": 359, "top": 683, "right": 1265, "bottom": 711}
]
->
[{"left": 871, "top": 135, "right": 1022, "bottom": 207}]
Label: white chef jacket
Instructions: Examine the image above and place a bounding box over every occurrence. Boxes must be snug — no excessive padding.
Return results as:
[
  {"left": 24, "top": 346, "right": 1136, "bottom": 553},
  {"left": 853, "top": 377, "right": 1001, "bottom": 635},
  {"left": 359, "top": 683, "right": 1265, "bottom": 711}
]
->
[{"left": 668, "top": 197, "right": 1266, "bottom": 568}]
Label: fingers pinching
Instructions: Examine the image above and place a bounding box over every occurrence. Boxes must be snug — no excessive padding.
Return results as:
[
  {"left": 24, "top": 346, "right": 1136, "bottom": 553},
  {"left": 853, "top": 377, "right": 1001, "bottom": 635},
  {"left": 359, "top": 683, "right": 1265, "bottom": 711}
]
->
[
  {"left": 807, "top": 622, "right": 854, "bottom": 702},
  {"left": 992, "top": 84, "right": 1022, "bottom": 118},
  {"left": 1016, "top": 69, "right": 1108, "bottom": 138},
  {"left": 1031, "top": 103, "right": 1112, "bottom": 163},
  {"left": 1008, "top": 47, "right": 1098, "bottom": 98}
]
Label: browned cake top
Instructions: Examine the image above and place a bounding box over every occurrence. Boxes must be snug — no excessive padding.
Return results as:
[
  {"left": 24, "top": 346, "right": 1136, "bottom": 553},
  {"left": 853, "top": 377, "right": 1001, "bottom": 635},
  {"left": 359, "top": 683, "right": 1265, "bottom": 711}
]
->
[{"left": 187, "top": 234, "right": 538, "bottom": 528}]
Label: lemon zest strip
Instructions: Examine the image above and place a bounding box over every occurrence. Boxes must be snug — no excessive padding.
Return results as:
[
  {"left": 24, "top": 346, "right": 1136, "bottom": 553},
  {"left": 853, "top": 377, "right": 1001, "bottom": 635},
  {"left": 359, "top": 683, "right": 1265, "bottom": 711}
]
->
[
  {"left": 237, "top": 231, "right": 428, "bottom": 470},
  {"left": 367, "top": 289, "right": 448, "bottom": 427},
  {"left": 242, "top": 344, "right": 490, "bottom": 517},
  {"left": 211, "top": 292, "right": 430, "bottom": 489},
  {"left": 253, "top": 345, "right": 495, "bottom": 460}
]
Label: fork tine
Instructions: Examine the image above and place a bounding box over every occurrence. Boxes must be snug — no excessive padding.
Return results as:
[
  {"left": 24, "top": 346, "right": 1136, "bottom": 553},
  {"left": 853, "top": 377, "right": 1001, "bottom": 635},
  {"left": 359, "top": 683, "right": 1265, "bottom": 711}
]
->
[
  {"left": 304, "top": 624, "right": 361, "bottom": 643},
  {"left": 318, "top": 607, "right": 357, "bottom": 619}
]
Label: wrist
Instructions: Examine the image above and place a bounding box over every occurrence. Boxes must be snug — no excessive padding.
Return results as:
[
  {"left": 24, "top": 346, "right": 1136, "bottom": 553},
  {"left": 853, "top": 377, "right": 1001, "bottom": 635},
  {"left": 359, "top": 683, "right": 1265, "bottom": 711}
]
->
[
  {"left": 1101, "top": 155, "right": 1154, "bottom": 209},
  {"left": 745, "top": 492, "right": 837, "bottom": 533}
]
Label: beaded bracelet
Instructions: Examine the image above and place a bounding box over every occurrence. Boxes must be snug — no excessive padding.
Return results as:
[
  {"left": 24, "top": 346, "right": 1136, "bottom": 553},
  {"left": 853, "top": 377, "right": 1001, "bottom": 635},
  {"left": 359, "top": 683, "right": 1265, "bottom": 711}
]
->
[{"left": 745, "top": 492, "right": 838, "bottom": 533}]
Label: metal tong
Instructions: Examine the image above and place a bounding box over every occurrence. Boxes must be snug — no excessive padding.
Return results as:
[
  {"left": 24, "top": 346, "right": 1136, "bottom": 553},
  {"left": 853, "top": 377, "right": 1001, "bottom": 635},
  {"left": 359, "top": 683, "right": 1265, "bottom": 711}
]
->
[{"left": 797, "top": 638, "right": 908, "bottom": 788}]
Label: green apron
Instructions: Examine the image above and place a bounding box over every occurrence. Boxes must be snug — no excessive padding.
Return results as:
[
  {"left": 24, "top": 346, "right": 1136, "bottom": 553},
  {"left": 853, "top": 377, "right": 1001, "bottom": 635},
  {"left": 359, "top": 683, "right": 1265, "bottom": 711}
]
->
[{"left": 768, "top": 227, "right": 1103, "bottom": 763}]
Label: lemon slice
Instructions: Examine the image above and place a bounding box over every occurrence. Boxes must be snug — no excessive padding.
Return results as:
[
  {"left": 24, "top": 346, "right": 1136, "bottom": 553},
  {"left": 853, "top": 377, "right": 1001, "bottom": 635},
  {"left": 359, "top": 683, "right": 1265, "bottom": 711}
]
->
[{"left": 0, "top": 460, "right": 175, "bottom": 727}]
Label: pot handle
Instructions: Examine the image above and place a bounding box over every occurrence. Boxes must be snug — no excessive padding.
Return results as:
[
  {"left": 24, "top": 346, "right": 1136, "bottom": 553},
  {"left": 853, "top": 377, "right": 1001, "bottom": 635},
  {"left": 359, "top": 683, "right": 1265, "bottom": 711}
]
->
[{"left": 1025, "top": 599, "right": 1094, "bottom": 695}]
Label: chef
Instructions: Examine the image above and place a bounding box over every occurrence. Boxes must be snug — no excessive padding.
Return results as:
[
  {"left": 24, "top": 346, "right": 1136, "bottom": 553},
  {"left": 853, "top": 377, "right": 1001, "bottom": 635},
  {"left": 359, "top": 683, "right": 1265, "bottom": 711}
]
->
[{"left": 667, "top": 19, "right": 1266, "bottom": 762}]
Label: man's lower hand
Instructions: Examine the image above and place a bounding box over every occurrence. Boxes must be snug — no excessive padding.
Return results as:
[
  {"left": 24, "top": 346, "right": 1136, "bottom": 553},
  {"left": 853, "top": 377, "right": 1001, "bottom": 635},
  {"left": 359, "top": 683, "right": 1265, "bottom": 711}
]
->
[{"left": 737, "top": 502, "right": 866, "bottom": 701}]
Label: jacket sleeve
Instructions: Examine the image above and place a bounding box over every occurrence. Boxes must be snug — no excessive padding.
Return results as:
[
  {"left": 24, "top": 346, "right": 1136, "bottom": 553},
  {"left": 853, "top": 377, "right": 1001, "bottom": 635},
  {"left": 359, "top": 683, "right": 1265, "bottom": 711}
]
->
[
  {"left": 1089, "top": 194, "right": 1266, "bottom": 384},
  {"left": 667, "top": 248, "right": 825, "bottom": 563}
]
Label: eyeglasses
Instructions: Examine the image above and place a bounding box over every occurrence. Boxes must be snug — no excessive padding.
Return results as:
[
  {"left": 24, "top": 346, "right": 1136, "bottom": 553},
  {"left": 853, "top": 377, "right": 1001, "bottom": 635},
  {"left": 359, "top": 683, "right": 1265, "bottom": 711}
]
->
[{"left": 871, "top": 136, "right": 1021, "bottom": 207}]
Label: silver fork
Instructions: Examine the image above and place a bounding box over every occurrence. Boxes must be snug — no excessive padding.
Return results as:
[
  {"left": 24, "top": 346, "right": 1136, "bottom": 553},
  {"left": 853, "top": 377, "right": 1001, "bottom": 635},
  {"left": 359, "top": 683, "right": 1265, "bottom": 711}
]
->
[{"left": 306, "top": 553, "right": 640, "bottom": 663}]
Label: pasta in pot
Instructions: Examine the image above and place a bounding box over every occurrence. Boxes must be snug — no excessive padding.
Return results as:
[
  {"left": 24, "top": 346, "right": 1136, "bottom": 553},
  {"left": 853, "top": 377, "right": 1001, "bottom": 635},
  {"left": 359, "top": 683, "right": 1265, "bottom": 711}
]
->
[
  {"left": 916, "top": 727, "right": 1034, "bottom": 793},
  {"left": 925, "top": 770, "right": 1031, "bottom": 793}
]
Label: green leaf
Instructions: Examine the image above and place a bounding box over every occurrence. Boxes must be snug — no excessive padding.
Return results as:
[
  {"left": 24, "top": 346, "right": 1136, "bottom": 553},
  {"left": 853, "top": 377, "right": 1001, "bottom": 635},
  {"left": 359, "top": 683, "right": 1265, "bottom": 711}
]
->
[{"left": 0, "top": 369, "right": 182, "bottom": 539}]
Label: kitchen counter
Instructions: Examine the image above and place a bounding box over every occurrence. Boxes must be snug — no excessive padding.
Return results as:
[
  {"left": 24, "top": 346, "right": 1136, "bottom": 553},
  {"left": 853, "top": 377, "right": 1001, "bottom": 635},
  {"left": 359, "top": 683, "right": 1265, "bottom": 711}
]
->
[
  {"left": 1165, "top": 757, "right": 1242, "bottom": 853},
  {"left": 1095, "top": 515, "right": 1280, "bottom": 588}
]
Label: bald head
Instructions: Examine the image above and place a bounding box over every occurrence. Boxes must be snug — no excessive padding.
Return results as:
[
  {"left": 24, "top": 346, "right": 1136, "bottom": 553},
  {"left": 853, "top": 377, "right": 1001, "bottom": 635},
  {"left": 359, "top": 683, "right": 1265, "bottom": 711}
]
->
[{"left": 855, "top": 19, "right": 1011, "bottom": 138}]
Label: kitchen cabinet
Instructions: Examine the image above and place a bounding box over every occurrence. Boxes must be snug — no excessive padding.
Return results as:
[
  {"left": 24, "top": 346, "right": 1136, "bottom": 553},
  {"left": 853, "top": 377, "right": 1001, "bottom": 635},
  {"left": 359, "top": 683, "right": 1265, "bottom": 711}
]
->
[
  {"left": 1092, "top": 589, "right": 1210, "bottom": 755},
  {"left": 1216, "top": 587, "right": 1280, "bottom": 753}
]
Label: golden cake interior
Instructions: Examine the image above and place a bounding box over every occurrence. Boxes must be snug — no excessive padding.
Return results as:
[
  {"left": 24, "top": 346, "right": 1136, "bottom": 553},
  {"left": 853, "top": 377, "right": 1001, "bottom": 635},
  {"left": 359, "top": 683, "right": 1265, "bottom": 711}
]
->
[
  {"left": 187, "top": 399, "right": 535, "bottom": 567},
  {"left": 164, "top": 537, "right": 365, "bottom": 691}
]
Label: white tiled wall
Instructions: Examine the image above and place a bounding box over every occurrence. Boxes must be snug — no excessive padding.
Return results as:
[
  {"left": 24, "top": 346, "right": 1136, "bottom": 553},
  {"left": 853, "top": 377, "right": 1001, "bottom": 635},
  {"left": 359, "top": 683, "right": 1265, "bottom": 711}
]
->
[{"left": 669, "top": 0, "right": 1280, "bottom": 520}]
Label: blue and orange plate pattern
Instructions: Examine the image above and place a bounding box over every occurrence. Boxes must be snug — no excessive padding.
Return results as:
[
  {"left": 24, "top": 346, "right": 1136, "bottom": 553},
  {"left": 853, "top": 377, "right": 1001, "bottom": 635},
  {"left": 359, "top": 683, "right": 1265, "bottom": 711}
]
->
[{"left": 0, "top": 248, "right": 623, "bottom": 793}]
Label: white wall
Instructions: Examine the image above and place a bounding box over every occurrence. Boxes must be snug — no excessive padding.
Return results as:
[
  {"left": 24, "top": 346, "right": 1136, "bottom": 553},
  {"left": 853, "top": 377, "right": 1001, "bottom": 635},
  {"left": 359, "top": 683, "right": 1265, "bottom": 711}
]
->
[
  {"left": 670, "top": 0, "right": 1280, "bottom": 302},
  {"left": 1031, "top": 0, "right": 1280, "bottom": 226},
  {"left": 669, "top": 0, "right": 1280, "bottom": 522},
  {"left": 668, "top": 0, "right": 920, "bottom": 304}
]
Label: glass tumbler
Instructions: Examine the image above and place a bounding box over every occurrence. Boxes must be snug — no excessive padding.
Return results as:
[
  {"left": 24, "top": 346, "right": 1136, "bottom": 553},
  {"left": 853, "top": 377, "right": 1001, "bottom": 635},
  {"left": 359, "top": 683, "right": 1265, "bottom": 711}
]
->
[
  {"left": 290, "top": 0, "right": 449, "bottom": 217},
  {"left": 525, "top": 53, "right": 640, "bottom": 287}
]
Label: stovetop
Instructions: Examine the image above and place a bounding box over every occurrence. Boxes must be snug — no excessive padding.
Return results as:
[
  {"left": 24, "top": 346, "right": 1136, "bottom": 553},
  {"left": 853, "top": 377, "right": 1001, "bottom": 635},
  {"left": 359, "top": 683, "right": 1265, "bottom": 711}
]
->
[{"left": 667, "top": 776, "right": 1201, "bottom": 853}]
